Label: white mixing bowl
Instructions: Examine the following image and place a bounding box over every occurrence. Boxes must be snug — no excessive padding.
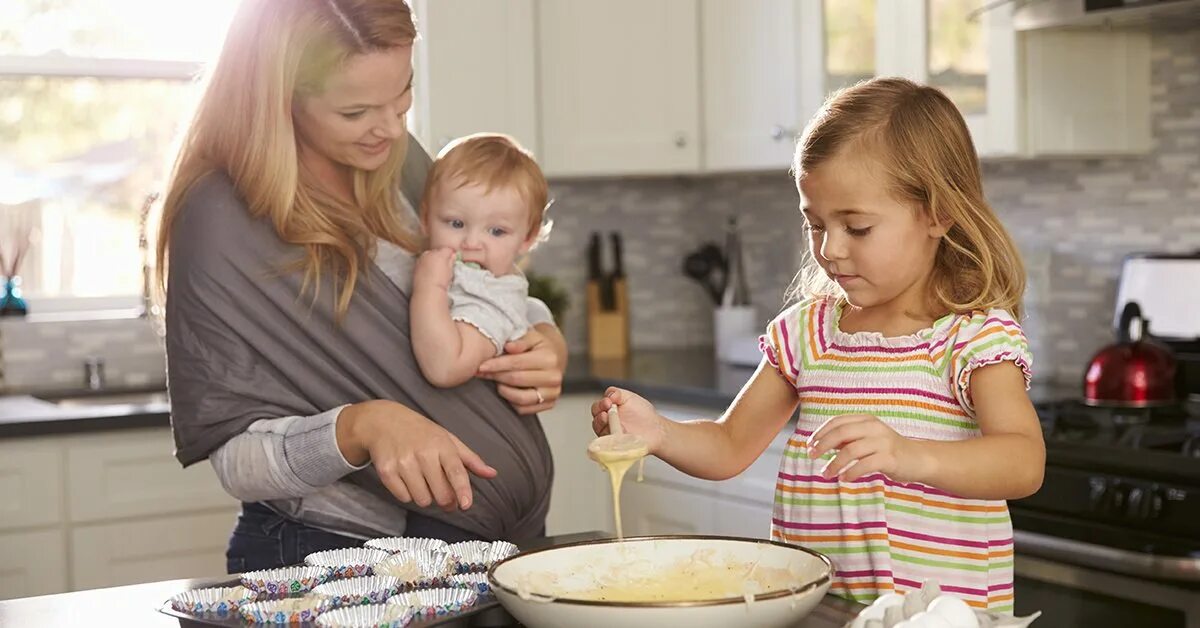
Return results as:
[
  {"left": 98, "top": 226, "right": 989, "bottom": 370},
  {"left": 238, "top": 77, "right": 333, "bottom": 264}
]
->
[{"left": 488, "top": 535, "right": 832, "bottom": 628}]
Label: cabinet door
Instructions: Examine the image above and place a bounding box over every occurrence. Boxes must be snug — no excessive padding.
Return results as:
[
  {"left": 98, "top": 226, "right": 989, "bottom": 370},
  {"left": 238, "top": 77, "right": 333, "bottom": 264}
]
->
[
  {"left": 0, "top": 437, "right": 63, "bottom": 531},
  {"left": 71, "top": 511, "right": 236, "bottom": 590},
  {"left": 714, "top": 498, "right": 774, "bottom": 539},
  {"left": 66, "top": 428, "right": 237, "bottom": 523},
  {"left": 700, "top": 0, "right": 801, "bottom": 171},
  {"left": 411, "top": 0, "right": 539, "bottom": 156},
  {"left": 538, "top": 394, "right": 613, "bottom": 537},
  {"left": 537, "top": 0, "right": 701, "bottom": 176},
  {"left": 0, "top": 528, "right": 68, "bottom": 598},
  {"left": 623, "top": 482, "right": 714, "bottom": 537}
]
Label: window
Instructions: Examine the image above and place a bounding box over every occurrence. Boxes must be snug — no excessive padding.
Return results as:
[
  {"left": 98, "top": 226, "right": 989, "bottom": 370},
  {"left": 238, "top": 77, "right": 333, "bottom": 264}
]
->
[
  {"left": 927, "top": 0, "right": 988, "bottom": 116},
  {"left": 823, "top": 0, "right": 876, "bottom": 94},
  {"left": 0, "top": 0, "right": 238, "bottom": 308}
]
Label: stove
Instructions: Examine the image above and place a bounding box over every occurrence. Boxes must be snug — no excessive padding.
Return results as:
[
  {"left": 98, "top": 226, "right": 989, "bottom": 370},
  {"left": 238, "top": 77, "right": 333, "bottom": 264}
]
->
[{"left": 1009, "top": 399, "right": 1200, "bottom": 626}]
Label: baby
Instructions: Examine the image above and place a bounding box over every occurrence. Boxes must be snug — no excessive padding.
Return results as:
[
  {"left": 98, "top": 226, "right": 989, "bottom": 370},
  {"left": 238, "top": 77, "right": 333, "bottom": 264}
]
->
[{"left": 411, "top": 133, "right": 551, "bottom": 388}]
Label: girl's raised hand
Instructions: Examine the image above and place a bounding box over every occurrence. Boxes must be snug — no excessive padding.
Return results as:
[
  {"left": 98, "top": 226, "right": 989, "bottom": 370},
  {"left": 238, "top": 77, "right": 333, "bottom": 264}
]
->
[
  {"left": 807, "top": 414, "right": 930, "bottom": 483},
  {"left": 590, "top": 387, "right": 667, "bottom": 454}
]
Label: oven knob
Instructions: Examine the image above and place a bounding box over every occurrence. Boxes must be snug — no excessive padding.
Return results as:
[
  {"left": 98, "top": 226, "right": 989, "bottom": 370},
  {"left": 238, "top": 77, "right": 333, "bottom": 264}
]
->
[
  {"left": 1107, "top": 482, "right": 1128, "bottom": 516},
  {"left": 1128, "top": 487, "right": 1147, "bottom": 519},
  {"left": 1088, "top": 478, "right": 1108, "bottom": 513},
  {"left": 1149, "top": 487, "right": 1165, "bottom": 519}
]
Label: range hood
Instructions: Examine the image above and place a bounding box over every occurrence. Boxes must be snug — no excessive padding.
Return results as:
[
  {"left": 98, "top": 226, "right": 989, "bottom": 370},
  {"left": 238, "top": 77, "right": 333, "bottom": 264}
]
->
[{"left": 1013, "top": 0, "right": 1200, "bottom": 31}]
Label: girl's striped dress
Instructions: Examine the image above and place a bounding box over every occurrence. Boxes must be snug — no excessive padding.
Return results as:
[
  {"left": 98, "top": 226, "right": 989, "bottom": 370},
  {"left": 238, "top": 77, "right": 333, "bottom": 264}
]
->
[{"left": 758, "top": 296, "right": 1032, "bottom": 612}]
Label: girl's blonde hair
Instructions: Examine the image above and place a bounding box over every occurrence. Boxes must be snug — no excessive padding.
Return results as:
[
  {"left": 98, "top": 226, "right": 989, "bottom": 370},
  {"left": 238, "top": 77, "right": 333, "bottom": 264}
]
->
[
  {"left": 157, "top": 0, "right": 420, "bottom": 318},
  {"left": 791, "top": 77, "right": 1025, "bottom": 319}
]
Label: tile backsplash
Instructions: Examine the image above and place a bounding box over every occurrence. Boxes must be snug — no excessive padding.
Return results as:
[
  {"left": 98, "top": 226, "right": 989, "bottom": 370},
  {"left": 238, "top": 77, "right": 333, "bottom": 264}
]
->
[
  {"left": 529, "top": 27, "right": 1200, "bottom": 385},
  {"left": 1, "top": 30, "right": 1195, "bottom": 392}
]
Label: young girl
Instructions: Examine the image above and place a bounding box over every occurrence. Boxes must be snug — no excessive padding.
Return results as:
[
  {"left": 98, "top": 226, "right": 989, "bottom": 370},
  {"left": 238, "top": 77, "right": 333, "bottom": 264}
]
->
[{"left": 590, "top": 77, "right": 1045, "bottom": 612}]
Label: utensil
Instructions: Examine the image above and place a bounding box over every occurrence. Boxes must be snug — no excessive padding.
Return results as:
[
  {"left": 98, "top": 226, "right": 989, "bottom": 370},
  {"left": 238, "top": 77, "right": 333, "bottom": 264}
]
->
[
  {"left": 682, "top": 242, "right": 727, "bottom": 304},
  {"left": 488, "top": 535, "right": 833, "bottom": 628},
  {"left": 1083, "top": 301, "right": 1177, "bottom": 408}
]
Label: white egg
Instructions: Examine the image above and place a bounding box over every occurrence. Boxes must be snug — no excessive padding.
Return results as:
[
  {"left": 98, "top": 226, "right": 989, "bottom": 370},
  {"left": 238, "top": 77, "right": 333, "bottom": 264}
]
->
[
  {"left": 908, "top": 611, "right": 955, "bottom": 628},
  {"left": 926, "top": 595, "right": 980, "bottom": 628}
]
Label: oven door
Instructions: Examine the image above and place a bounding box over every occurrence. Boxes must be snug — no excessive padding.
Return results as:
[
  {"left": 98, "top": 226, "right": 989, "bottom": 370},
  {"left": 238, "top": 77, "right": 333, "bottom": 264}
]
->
[{"left": 1014, "top": 530, "right": 1200, "bottom": 628}]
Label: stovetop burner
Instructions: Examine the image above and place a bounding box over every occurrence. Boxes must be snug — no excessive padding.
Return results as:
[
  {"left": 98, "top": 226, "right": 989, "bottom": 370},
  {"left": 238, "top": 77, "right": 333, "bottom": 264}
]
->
[{"left": 1035, "top": 400, "right": 1200, "bottom": 457}]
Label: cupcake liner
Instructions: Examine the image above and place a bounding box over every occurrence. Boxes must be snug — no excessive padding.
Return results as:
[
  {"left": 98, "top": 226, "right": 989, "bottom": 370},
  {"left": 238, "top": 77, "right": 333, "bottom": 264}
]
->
[
  {"left": 239, "top": 596, "right": 331, "bottom": 625},
  {"left": 168, "top": 585, "right": 258, "bottom": 618},
  {"left": 312, "top": 576, "right": 404, "bottom": 608},
  {"left": 448, "top": 540, "right": 520, "bottom": 573},
  {"left": 315, "top": 603, "right": 417, "bottom": 628},
  {"left": 373, "top": 550, "right": 454, "bottom": 589},
  {"left": 364, "top": 536, "right": 449, "bottom": 555},
  {"left": 446, "top": 572, "right": 491, "bottom": 599},
  {"left": 241, "top": 565, "right": 332, "bottom": 599},
  {"left": 305, "top": 548, "right": 393, "bottom": 579},
  {"left": 387, "top": 587, "right": 477, "bottom": 617}
]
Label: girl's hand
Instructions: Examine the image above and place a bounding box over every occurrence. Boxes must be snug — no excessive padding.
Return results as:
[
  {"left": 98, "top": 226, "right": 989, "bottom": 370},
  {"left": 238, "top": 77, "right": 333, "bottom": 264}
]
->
[
  {"left": 590, "top": 387, "right": 668, "bottom": 454},
  {"left": 807, "top": 414, "right": 929, "bottom": 483},
  {"left": 413, "top": 247, "right": 456, "bottom": 292},
  {"left": 336, "top": 400, "right": 498, "bottom": 511},
  {"left": 477, "top": 328, "right": 563, "bottom": 415}
]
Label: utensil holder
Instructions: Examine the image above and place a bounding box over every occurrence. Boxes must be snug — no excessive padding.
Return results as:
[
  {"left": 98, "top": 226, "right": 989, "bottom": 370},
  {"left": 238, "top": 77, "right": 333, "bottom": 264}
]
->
[{"left": 714, "top": 305, "right": 759, "bottom": 365}]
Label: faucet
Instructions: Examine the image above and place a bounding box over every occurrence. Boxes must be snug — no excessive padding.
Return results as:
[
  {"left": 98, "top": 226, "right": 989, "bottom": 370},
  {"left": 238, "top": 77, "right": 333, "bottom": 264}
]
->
[
  {"left": 138, "top": 192, "right": 161, "bottom": 319},
  {"left": 83, "top": 357, "right": 106, "bottom": 391}
]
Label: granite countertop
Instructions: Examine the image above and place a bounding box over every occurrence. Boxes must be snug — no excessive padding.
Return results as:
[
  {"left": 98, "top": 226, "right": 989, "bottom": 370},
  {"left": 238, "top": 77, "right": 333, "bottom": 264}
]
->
[
  {"left": 0, "top": 530, "right": 864, "bottom": 627},
  {"left": 0, "top": 348, "right": 1078, "bottom": 439}
]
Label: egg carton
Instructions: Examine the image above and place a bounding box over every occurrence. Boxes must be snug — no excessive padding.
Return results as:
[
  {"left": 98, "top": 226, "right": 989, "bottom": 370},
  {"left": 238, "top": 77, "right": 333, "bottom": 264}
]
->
[{"left": 844, "top": 581, "right": 1041, "bottom": 628}]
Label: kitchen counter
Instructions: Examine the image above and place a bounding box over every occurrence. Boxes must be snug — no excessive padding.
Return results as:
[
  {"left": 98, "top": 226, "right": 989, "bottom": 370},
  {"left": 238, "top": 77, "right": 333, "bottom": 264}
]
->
[
  {"left": 0, "top": 388, "right": 170, "bottom": 438},
  {"left": 0, "top": 530, "right": 864, "bottom": 627}
]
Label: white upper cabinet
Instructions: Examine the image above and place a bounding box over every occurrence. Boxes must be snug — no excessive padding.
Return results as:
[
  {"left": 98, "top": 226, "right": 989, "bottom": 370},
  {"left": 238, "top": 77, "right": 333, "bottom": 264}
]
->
[
  {"left": 537, "top": 1, "right": 701, "bottom": 176},
  {"left": 699, "top": 0, "right": 803, "bottom": 172},
  {"left": 410, "top": 0, "right": 539, "bottom": 157}
]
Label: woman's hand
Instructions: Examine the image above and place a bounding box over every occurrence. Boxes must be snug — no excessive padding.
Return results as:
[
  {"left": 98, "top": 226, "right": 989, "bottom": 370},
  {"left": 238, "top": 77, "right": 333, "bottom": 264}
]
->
[
  {"left": 807, "top": 414, "right": 929, "bottom": 483},
  {"left": 476, "top": 327, "right": 564, "bottom": 415},
  {"left": 336, "top": 400, "right": 498, "bottom": 511},
  {"left": 590, "top": 387, "right": 669, "bottom": 455}
]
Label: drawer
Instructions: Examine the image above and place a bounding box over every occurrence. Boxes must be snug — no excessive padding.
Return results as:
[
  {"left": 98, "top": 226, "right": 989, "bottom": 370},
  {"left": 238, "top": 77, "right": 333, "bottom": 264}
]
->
[
  {"left": 0, "top": 437, "right": 64, "bottom": 531},
  {"left": 71, "top": 510, "right": 237, "bottom": 590},
  {"left": 66, "top": 428, "right": 236, "bottom": 523},
  {"left": 0, "top": 527, "right": 69, "bottom": 599}
]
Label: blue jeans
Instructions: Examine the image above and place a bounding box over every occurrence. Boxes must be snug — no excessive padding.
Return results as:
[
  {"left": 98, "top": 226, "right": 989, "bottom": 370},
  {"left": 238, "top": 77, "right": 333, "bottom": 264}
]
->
[{"left": 225, "top": 501, "right": 487, "bottom": 573}]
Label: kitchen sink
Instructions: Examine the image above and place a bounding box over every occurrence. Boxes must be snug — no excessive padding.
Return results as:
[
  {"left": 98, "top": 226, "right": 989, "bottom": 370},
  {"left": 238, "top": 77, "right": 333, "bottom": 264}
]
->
[{"left": 36, "top": 389, "right": 169, "bottom": 408}]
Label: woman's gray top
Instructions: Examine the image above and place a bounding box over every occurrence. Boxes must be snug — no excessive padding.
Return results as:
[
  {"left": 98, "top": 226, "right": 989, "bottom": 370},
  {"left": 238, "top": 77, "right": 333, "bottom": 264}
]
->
[{"left": 167, "top": 138, "right": 554, "bottom": 540}]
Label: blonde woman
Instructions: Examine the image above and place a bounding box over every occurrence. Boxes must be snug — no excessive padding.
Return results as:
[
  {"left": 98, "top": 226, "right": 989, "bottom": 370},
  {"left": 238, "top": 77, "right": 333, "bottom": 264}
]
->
[
  {"left": 591, "top": 78, "right": 1044, "bottom": 611},
  {"left": 158, "top": 0, "right": 565, "bottom": 571}
]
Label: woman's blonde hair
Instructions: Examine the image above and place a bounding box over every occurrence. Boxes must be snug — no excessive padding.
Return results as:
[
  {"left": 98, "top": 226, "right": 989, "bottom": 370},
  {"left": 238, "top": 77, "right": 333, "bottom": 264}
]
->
[
  {"left": 157, "top": 0, "right": 420, "bottom": 318},
  {"left": 791, "top": 77, "right": 1025, "bottom": 319},
  {"left": 419, "top": 133, "right": 552, "bottom": 245}
]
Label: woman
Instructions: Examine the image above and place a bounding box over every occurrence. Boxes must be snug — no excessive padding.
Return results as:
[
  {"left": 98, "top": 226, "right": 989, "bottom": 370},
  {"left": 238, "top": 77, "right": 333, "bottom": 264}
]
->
[{"left": 157, "top": 0, "right": 566, "bottom": 572}]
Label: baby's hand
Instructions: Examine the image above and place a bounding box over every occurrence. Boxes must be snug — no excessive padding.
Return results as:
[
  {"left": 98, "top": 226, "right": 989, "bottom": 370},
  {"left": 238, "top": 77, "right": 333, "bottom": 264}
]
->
[
  {"left": 808, "top": 414, "right": 928, "bottom": 483},
  {"left": 414, "top": 247, "right": 456, "bottom": 292},
  {"left": 590, "top": 387, "right": 666, "bottom": 454}
]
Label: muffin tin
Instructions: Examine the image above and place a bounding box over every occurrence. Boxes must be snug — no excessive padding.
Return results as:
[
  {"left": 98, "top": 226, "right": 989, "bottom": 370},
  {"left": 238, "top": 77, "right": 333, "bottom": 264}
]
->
[{"left": 160, "top": 538, "right": 521, "bottom": 627}]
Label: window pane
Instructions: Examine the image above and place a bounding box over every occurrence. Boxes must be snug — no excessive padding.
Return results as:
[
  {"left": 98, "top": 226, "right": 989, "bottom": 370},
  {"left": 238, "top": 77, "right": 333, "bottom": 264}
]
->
[
  {"left": 824, "top": 0, "right": 876, "bottom": 93},
  {"left": 928, "top": 0, "right": 987, "bottom": 115},
  {"left": 0, "top": 0, "right": 238, "bottom": 61},
  {"left": 0, "top": 77, "right": 195, "bottom": 298}
]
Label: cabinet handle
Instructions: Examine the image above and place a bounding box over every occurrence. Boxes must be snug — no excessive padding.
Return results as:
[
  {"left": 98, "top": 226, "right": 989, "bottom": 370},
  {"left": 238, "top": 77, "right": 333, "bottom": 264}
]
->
[
  {"left": 770, "top": 125, "right": 796, "bottom": 141},
  {"left": 674, "top": 133, "right": 688, "bottom": 149}
]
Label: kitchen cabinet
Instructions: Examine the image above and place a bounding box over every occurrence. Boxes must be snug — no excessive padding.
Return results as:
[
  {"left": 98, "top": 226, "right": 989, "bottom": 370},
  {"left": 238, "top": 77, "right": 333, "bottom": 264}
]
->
[
  {"left": 537, "top": 394, "right": 613, "bottom": 536},
  {"left": 801, "top": 1, "right": 1149, "bottom": 157},
  {"left": 700, "top": 0, "right": 808, "bottom": 171},
  {"left": 0, "top": 428, "right": 238, "bottom": 599},
  {"left": 409, "top": 0, "right": 539, "bottom": 157},
  {"left": 537, "top": 0, "right": 701, "bottom": 176}
]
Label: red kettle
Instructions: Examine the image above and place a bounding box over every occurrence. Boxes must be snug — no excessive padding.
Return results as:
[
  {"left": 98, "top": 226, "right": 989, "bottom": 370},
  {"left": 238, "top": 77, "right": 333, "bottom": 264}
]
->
[{"left": 1083, "top": 302, "right": 1177, "bottom": 407}]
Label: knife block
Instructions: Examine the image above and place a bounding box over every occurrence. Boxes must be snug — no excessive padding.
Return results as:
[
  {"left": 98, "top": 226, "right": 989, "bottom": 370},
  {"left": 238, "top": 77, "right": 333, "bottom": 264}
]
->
[{"left": 587, "top": 277, "right": 629, "bottom": 360}]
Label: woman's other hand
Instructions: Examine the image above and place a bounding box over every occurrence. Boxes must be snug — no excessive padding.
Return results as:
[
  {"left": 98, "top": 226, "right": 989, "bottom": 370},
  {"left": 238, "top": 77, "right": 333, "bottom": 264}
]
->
[
  {"left": 590, "top": 387, "right": 668, "bottom": 454},
  {"left": 336, "top": 400, "right": 498, "bottom": 511},
  {"left": 476, "top": 327, "right": 564, "bottom": 415}
]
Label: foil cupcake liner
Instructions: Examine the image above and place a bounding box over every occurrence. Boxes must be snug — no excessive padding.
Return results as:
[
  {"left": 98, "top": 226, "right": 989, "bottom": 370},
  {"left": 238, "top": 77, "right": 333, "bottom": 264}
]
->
[
  {"left": 315, "top": 604, "right": 417, "bottom": 628},
  {"left": 447, "top": 572, "right": 491, "bottom": 599},
  {"left": 312, "top": 576, "right": 404, "bottom": 608},
  {"left": 373, "top": 550, "right": 454, "bottom": 589},
  {"left": 305, "top": 548, "right": 392, "bottom": 580},
  {"left": 239, "top": 596, "right": 331, "bottom": 625},
  {"left": 241, "top": 565, "right": 332, "bottom": 599},
  {"left": 364, "top": 536, "right": 449, "bottom": 555},
  {"left": 168, "top": 585, "right": 257, "bottom": 618},
  {"left": 387, "top": 587, "right": 477, "bottom": 617},
  {"left": 448, "top": 540, "right": 520, "bottom": 573}
]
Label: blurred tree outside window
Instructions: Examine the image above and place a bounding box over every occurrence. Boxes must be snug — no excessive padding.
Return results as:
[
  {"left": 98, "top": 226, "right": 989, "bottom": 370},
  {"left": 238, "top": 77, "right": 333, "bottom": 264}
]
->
[
  {"left": 823, "top": 0, "right": 876, "bottom": 94},
  {"left": 928, "top": 0, "right": 988, "bottom": 116},
  {"left": 0, "top": 0, "right": 238, "bottom": 305}
]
